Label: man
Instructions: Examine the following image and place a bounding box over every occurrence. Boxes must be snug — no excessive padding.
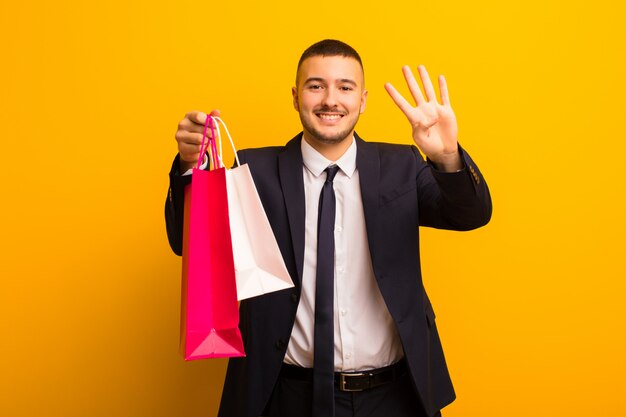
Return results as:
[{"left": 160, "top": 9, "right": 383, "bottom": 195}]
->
[{"left": 166, "top": 39, "right": 492, "bottom": 417}]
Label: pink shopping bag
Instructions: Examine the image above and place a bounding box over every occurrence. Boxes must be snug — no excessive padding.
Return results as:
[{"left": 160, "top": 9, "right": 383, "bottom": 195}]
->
[{"left": 180, "top": 117, "right": 245, "bottom": 360}]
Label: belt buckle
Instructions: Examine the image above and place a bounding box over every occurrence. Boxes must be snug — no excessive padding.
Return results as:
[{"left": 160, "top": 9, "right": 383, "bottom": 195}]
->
[{"left": 338, "top": 372, "right": 366, "bottom": 392}]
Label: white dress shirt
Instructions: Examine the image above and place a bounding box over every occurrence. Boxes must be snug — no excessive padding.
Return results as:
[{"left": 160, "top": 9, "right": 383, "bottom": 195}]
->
[{"left": 283, "top": 137, "right": 404, "bottom": 372}]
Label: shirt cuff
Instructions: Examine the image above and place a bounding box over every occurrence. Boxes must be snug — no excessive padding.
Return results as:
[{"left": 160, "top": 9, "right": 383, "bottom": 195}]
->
[{"left": 182, "top": 154, "right": 209, "bottom": 176}]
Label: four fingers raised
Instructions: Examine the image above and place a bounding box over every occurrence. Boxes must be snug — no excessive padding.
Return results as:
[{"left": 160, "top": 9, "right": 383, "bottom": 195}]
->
[{"left": 387, "top": 66, "right": 451, "bottom": 108}]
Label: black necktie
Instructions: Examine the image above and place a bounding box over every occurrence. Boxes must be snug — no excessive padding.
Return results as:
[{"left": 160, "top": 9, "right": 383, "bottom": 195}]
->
[{"left": 313, "top": 165, "right": 339, "bottom": 417}]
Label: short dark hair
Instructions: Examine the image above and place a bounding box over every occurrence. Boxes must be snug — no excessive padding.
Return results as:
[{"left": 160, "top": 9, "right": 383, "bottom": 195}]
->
[{"left": 296, "top": 39, "right": 363, "bottom": 83}]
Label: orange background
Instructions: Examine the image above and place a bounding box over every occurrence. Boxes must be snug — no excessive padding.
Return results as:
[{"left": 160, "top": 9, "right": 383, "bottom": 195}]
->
[{"left": 1, "top": 0, "right": 625, "bottom": 416}]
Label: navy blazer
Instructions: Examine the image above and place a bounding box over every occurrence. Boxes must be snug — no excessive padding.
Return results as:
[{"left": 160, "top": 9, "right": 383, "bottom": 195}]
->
[{"left": 166, "top": 133, "right": 492, "bottom": 417}]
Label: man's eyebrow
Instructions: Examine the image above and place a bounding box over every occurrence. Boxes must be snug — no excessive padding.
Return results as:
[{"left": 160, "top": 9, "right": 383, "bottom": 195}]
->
[
  {"left": 338, "top": 79, "right": 357, "bottom": 86},
  {"left": 304, "top": 77, "right": 326, "bottom": 84},
  {"left": 303, "top": 77, "right": 358, "bottom": 86}
]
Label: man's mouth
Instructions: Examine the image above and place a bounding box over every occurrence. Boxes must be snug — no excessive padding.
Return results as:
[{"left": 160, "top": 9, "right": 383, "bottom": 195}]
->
[{"left": 315, "top": 112, "right": 345, "bottom": 121}]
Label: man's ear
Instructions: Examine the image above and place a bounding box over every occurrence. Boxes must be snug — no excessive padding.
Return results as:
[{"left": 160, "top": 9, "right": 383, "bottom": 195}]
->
[
  {"left": 292, "top": 87, "right": 299, "bottom": 111},
  {"left": 360, "top": 89, "right": 368, "bottom": 114}
]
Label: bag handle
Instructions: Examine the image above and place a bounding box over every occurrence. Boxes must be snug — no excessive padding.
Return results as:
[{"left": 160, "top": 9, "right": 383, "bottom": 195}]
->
[
  {"left": 197, "top": 115, "right": 242, "bottom": 170},
  {"left": 213, "top": 116, "right": 241, "bottom": 168},
  {"left": 197, "top": 116, "right": 210, "bottom": 170},
  {"left": 197, "top": 116, "right": 219, "bottom": 170},
  {"left": 209, "top": 117, "right": 219, "bottom": 169}
]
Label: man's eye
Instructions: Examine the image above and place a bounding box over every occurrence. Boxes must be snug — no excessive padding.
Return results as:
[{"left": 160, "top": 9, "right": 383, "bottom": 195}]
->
[
  {"left": 340, "top": 86, "right": 353, "bottom": 91},
  {"left": 308, "top": 84, "right": 322, "bottom": 90}
]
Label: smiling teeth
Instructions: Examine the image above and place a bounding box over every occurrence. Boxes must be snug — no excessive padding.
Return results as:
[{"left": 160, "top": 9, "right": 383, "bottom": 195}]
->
[{"left": 319, "top": 114, "right": 341, "bottom": 120}]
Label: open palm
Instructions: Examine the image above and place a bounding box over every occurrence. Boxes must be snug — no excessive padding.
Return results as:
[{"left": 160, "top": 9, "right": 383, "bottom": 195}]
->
[{"left": 385, "top": 65, "right": 459, "bottom": 163}]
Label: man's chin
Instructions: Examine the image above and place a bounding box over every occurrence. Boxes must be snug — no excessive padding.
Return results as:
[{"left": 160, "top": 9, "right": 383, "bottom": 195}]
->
[
  {"left": 304, "top": 126, "right": 354, "bottom": 145},
  {"left": 312, "top": 133, "right": 350, "bottom": 145}
]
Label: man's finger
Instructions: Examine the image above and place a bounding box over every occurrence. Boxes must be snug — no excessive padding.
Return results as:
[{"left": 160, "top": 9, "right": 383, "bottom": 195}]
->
[
  {"left": 178, "top": 118, "right": 206, "bottom": 134},
  {"left": 176, "top": 130, "right": 208, "bottom": 146},
  {"left": 438, "top": 75, "right": 450, "bottom": 106},
  {"left": 179, "top": 141, "right": 202, "bottom": 154},
  {"left": 184, "top": 109, "right": 221, "bottom": 127},
  {"left": 384, "top": 82, "right": 414, "bottom": 118},
  {"left": 402, "top": 65, "right": 425, "bottom": 105},
  {"left": 417, "top": 65, "right": 437, "bottom": 102},
  {"left": 185, "top": 111, "right": 208, "bottom": 126},
  {"left": 179, "top": 144, "right": 203, "bottom": 165}
]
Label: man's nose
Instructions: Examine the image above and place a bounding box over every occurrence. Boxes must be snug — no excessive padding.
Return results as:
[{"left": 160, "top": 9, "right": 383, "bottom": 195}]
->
[{"left": 321, "top": 88, "right": 338, "bottom": 108}]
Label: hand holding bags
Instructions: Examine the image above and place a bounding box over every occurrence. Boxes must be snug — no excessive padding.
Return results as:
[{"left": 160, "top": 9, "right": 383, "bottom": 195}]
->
[{"left": 180, "top": 116, "right": 294, "bottom": 360}]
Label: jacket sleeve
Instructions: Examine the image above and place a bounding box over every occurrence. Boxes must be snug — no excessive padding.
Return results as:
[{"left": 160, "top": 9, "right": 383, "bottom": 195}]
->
[
  {"left": 415, "top": 144, "right": 493, "bottom": 231},
  {"left": 164, "top": 154, "right": 193, "bottom": 256}
]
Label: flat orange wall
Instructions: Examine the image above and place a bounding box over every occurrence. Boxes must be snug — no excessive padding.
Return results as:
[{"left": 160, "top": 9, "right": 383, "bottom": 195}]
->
[{"left": 1, "top": 1, "right": 625, "bottom": 416}]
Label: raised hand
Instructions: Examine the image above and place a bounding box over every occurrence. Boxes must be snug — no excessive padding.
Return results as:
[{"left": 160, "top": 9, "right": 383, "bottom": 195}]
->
[
  {"left": 175, "top": 109, "right": 221, "bottom": 172},
  {"left": 385, "top": 66, "right": 462, "bottom": 171}
]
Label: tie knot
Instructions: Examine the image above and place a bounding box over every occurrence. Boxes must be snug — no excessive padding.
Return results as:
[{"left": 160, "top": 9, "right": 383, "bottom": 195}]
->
[{"left": 324, "top": 165, "right": 340, "bottom": 183}]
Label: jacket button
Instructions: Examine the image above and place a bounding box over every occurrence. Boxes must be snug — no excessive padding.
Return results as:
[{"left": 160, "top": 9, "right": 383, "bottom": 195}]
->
[
  {"left": 275, "top": 339, "right": 287, "bottom": 350},
  {"left": 290, "top": 293, "right": 298, "bottom": 304}
]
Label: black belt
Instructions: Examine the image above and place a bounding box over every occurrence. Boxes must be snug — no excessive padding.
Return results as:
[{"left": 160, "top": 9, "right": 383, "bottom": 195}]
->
[{"left": 279, "top": 359, "right": 408, "bottom": 392}]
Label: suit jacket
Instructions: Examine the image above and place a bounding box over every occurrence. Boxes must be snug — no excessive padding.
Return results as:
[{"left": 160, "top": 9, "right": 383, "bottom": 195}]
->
[{"left": 166, "top": 133, "right": 492, "bottom": 417}]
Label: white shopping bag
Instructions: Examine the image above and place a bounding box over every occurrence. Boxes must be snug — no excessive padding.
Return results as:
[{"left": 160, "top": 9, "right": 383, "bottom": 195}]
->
[
  {"left": 212, "top": 117, "right": 294, "bottom": 300},
  {"left": 226, "top": 165, "right": 294, "bottom": 300}
]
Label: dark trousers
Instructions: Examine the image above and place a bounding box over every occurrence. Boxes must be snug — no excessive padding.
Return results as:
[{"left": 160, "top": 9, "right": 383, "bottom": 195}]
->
[{"left": 264, "top": 369, "right": 440, "bottom": 417}]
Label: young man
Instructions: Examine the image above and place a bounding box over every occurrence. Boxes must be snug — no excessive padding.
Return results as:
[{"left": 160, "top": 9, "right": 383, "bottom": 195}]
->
[{"left": 166, "top": 39, "right": 492, "bottom": 417}]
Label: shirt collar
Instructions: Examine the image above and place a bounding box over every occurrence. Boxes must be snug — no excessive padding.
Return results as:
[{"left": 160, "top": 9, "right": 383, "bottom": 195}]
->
[{"left": 301, "top": 135, "right": 357, "bottom": 179}]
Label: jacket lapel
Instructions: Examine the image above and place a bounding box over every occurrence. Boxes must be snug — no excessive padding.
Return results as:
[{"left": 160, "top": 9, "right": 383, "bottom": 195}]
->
[
  {"left": 355, "top": 134, "right": 381, "bottom": 267},
  {"left": 278, "top": 134, "right": 306, "bottom": 286}
]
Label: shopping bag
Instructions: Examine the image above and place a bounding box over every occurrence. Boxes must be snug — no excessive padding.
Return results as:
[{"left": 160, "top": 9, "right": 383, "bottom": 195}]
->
[
  {"left": 180, "top": 117, "right": 245, "bottom": 360},
  {"left": 226, "top": 165, "right": 294, "bottom": 300},
  {"left": 213, "top": 117, "right": 294, "bottom": 301}
]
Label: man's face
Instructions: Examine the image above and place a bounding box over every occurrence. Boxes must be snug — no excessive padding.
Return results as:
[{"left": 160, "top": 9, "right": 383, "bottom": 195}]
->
[{"left": 293, "top": 55, "right": 367, "bottom": 147}]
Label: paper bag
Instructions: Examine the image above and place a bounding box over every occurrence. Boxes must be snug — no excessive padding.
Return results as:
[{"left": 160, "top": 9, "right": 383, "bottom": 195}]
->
[
  {"left": 180, "top": 117, "right": 245, "bottom": 360},
  {"left": 226, "top": 164, "right": 294, "bottom": 300}
]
